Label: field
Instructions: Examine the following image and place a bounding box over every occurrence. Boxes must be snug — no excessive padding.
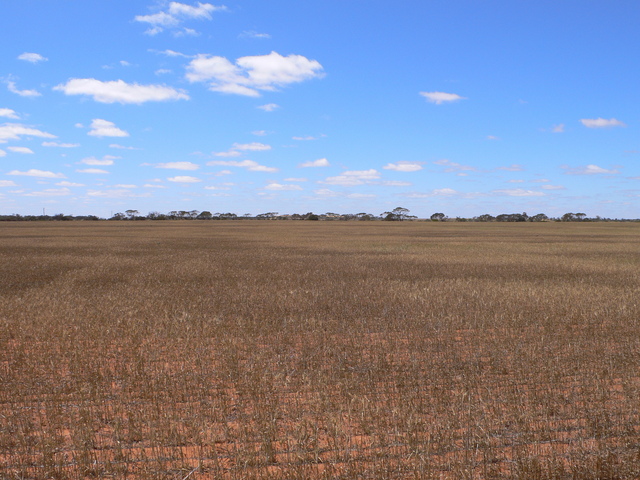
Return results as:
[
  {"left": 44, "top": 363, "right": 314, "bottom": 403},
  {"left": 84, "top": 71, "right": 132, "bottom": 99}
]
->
[{"left": 1, "top": 221, "right": 640, "bottom": 479}]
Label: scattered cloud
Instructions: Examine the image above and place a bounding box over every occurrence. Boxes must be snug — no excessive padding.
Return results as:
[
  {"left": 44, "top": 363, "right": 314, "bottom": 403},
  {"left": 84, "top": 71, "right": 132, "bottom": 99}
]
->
[
  {"left": 496, "top": 164, "right": 524, "bottom": 172},
  {"left": 434, "top": 159, "right": 477, "bottom": 174},
  {"left": 18, "top": 52, "right": 48, "bottom": 63},
  {"left": 252, "top": 130, "right": 267, "bottom": 136},
  {"left": 42, "top": 141, "right": 80, "bottom": 148},
  {"left": 284, "top": 177, "right": 307, "bottom": 182},
  {"left": 493, "top": 189, "right": 544, "bottom": 197},
  {"left": 0, "top": 108, "right": 19, "bottom": 119},
  {"left": 541, "top": 184, "right": 566, "bottom": 190},
  {"left": 88, "top": 119, "right": 129, "bottom": 137},
  {"left": 382, "top": 180, "right": 412, "bottom": 186},
  {"left": 57, "top": 181, "right": 85, "bottom": 187},
  {"left": 419, "top": 91, "right": 466, "bottom": 105},
  {"left": 292, "top": 135, "right": 319, "bottom": 141},
  {"left": 0, "top": 149, "right": 5, "bottom": 157},
  {"left": 7, "top": 146, "right": 34, "bottom": 154},
  {"left": 265, "top": 182, "right": 303, "bottom": 191},
  {"left": 321, "top": 169, "right": 380, "bottom": 186},
  {"left": 135, "top": 2, "right": 227, "bottom": 36},
  {"left": 383, "top": 161, "right": 422, "bottom": 172},
  {"left": 7, "top": 169, "right": 65, "bottom": 178},
  {"left": 80, "top": 155, "right": 118, "bottom": 166},
  {"left": 258, "top": 103, "right": 279, "bottom": 112},
  {"left": 552, "top": 124, "right": 565, "bottom": 133},
  {"left": 207, "top": 159, "right": 277, "bottom": 172},
  {"left": 214, "top": 142, "right": 271, "bottom": 157},
  {"left": 186, "top": 51, "right": 324, "bottom": 97},
  {"left": 7, "top": 81, "right": 41, "bottom": 97},
  {"left": 24, "top": 188, "right": 71, "bottom": 197},
  {"left": 563, "top": 164, "right": 620, "bottom": 175},
  {"left": 167, "top": 175, "right": 202, "bottom": 183},
  {"left": 154, "top": 161, "right": 200, "bottom": 170},
  {"left": 240, "top": 30, "right": 271, "bottom": 39},
  {"left": 54, "top": 78, "right": 189, "bottom": 104},
  {"left": 77, "top": 168, "right": 109, "bottom": 174},
  {"left": 87, "top": 189, "right": 150, "bottom": 198},
  {"left": 0, "top": 180, "right": 18, "bottom": 187},
  {"left": 299, "top": 158, "right": 330, "bottom": 168},
  {"left": 109, "top": 143, "right": 139, "bottom": 150},
  {"left": 580, "top": 118, "right": 626, "bottom": 128},
  {"left": 0, "top": 124, "right": 56, "bottom": 143}
]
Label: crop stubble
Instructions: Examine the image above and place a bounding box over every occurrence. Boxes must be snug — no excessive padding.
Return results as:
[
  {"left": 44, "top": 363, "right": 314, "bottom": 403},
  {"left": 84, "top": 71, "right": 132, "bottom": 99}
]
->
[{"left": 1, "top": 221, "right": 639, "bottom": 479}]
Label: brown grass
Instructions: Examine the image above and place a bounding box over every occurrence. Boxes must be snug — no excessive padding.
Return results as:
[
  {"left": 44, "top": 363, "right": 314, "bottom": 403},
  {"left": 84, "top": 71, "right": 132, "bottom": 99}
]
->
[{"left": 1, "top": 221, "right": 640, "bottom": 479}]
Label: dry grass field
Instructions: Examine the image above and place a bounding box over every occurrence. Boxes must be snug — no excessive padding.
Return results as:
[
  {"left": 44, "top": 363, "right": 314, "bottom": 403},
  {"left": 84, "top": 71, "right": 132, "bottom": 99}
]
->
[{"left": 1, "top": 221, "right": 640, "bottom": 479}]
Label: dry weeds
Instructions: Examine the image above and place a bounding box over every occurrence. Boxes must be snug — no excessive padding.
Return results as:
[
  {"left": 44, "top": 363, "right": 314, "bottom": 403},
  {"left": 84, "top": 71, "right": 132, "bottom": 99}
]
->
[{"left": 1, "top": 221, "right": 640, "bottom": 479}]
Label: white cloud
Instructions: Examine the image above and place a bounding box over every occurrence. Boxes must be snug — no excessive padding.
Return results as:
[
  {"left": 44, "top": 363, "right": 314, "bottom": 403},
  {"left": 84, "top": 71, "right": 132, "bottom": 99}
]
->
[
  {"left": 7, "top": 146, "right": 34, "bottom": 154},
  {"left": 0, "top": 180, "right": 18, "bottom": 187},
  {"left": 258, "top": 103, "right": 279, "bottom": 112},
  {"left": 232, "top": 142, "right": 271, "bottom": 151},
  {"left": 143, "top": 184, "right": 167, "bottom": 188},
  {"left": 18, "top": 52, "right": 48, "bottom": 63},
  {"left": 186, "top": 51, "right": 324, "bottom": 97},
  {"left": 25, "top": 188, "right": 71, "bottom": 197},
  {"left": 383, "top": 161, "right": 422, "bottom": 172},
  {"left": 496, "top": 164, "right": 524, "bottom": 172},
  {"left": 0, "top": 108, "right": 19, "bottom": 119},
  {"left": 432, "top": 188, "right": 458, "bottom": 196},
  {"left": 0, "top": 149, "right": 5, "bottom": 157},
  {"left": 80, "top": 155, "right": 118, "bottom": 166},
  {"left": 135, "top": 2, "right": 227, "bottom": 35},
  {"left": 252, "top": 130, "right": 267, "bottom": 136},
  {"left": 382, "top": 180, "right": 412, "bottom": 186},
  {"left": 77, "top": 168, "right": 109, "bottom": 174},
  {"left": 7, "top": 169, "right": 65, "bottom": 178},
  {"left": 347, "top": 193, "right": 375, "bottom": 199},
  {"left": 204, "top": 185, "right": 230, "bottom": 190},
  {"left": 54, "top": 78, "right": 189, "bottom": 104},
  {"left": 214, "top": 169, "right": 232, "bottom": 176},
  {"left": 240, "top": 30, "right": 271, "bottom": 39},
  {"left": 155, "top": 161, "right": 199, "bottom": 170},
  {"left": 541, "top": 184, "right": 565, "bottom": 190},
  {"left": 321, "top": 169, "right": 380, "bottom": 186},
  {"left": 434, "top": 159, "right": 477, "bottom": 174},
  {"left": 493, "top": 189, "right": 544, "bottom": 197},
  {"left": 213, "top": 150, "right": 242, "bottom": 157},
  {"left": 155, "top": 69, "right": 173, "bottom": 75},
  {"left": 88, "top": 119, "right": 129, "bottom": 137},
  {"left": 580, "top": 118, "right": 626, "bottom": 128},
  {"left": 207, "top": 159, "right": 277, "bottom": 172},
  {"left": 168, "top": 175, "right": 202, "bottom": 183},
  {"left": 313, "top": 188, "right": 339, "bottom": 196},
  {"left": 292, "top": 135, "right": 318, "bottom": 141},
  {"left": 56, "top": 181, "right": 85, "bottom": 187},
  {"left": 109, "top": 143, "right": 139, "bottom": 150},
  {"left": 265, "top": 182, "right": 303, "bottom": 191},
  {"left": 0, "top": 124, "right": 56, "bottom": 143},
  {"left": 487, "top": 135, "right": 499, "bottom": 141},
  {"left": 113, "top": 184, "right": 137, "bottom": 188},
  {"left": 7, "top": 81, "right": 41, "bottom": 97},
  {"left": 563, "top": 164, "right": 620, "bottom": 175},
  {"left": 420, "top": 91, "right": 466, "bottom": 105},
  {"left": 284, "top": 177, "right": 307, "bottom": 182},
  {"left": 299, "top": 158, "right": 330, "bottom": 168},
  {"left": 42, "top": 141, "right": 80, "bottom": 148},
  {"left": 88, "top": 189, "right": 150, "bottom": 198},
  {"left": 552, "top": 124, "right": 565, "bottom": 133}
]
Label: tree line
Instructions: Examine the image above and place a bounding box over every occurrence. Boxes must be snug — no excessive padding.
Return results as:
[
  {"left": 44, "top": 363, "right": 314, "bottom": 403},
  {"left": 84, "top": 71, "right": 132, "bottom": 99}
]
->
[{"left": 0, "top": 207, "right": 636, "bottom": 222}]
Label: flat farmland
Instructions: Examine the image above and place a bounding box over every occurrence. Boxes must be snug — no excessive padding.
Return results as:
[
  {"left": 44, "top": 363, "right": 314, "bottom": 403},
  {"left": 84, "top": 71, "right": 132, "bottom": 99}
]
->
[{"left": 1, "top": 221, "right": 640, "bottom": 479}]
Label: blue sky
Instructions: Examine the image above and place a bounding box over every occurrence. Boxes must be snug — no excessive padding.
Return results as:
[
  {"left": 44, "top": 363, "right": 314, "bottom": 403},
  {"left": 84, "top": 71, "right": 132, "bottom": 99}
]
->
[{"left": 1, "top": 0, "right": 638, "bottom": 218}]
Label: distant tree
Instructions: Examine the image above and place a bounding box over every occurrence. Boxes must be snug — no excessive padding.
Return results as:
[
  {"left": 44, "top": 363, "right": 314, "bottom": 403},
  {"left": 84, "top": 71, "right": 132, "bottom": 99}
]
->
[
  {"left": 562, "top": 212, "right": 576, "bottom": 222},
  {"left": 529, "top": 213, "right": 549, "bottom": 222},
  {"left": 125, "top": 209, "right": 139, "bottom": 220},
  {"left": 197, "top": 211, "right": 213, "bottom": 220},
  {"left": 475, "top": 214, "right": 495, "bottom": 222},
  {"left": 110, "top": 212, "right": 126, "bottom": 220},
  {"left": 383, "top": 207, "right": 411, "bottom": 221},
  {"left": 307, "top": 214, "right": 319, "bottom": 221},
  {"left": 575, "top": 213, "right": 587, "bottom": 221},
  {"left": 256, "top": 212, "right": 278, "bottom": 220},
  {"left": 430, "top": 212, "right": 446, "bottom": 222}
]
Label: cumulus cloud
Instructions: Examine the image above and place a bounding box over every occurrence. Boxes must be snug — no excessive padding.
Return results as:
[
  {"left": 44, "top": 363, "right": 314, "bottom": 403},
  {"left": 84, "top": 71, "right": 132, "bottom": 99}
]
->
[
  {"left": 77, "top": 168, "right": 109, "bottom": 174},
  {"left": 207, "top": 159, "right": 277, "bottom": 172},
  {"left": 135, "top": 2, "right": 227, "bottom": 35},
  {"left": 258, "top": 103, "right": 279, "bottom": 112},
  {"left": 434, "top": 159, "right": 477, "bottom": 174},
  {"left": 299, "top": 158, "right": 329, "bottom": 168},
  {"left": 56, "top": 181, "right": 85, "bottom": 187},
  {"left": 493, "top": 189, "right": 544, "bottom": 197},
  {"left": 7, "top": 169, "right": 65, "bottom": 178},
  {"left": 0, "top": 124, "right": 56, "bottom": 143},
  {"left": 420, "top": 91, "right": 466, "bottom": 105},
  {"left": 383, "top": 161, "right": 422, "bottom": 172},
  {"left": 563, "top": 164, "right": 619, "bottom": 175},
  {"left": 186, "top": 51, "right": 324, "bottom": 97},
  {"left": 109, "top": 143, "right": 139, "bottom": 150},
  {"left": 541, "top": 184, "right": 565, "bottom": 190},
  {"left": 7, "top": 146, "right": 34, "bottom": 154},
  {"left": 7, "top": 81, "right": 41, "bottom": 97},
  {"left": 18, "top": 52, "right": 48, "bottom": 63},
  {"left": 80, "top": 155, "right": 118, "bottom": 166},
  {"left": 214, "top": 142, "right": 271, "bottom": 157},
  {"left": 0, "top": 108, "right": 19, "bottom": 119},
  {"left": 321, "top": 169, "right": 380, "bottom": 186},
  {"left": 167, "top": 175, "right": 202, "bottom": 182},
  {"left": 88, "top": 119, "right": 129, "bottom": 137},
  {"left": 265, "top": 182, "right": 303, "bottom": 191},
  {"left": 25, "top": 188, "right": 71, "bottom": 197},
  {"left": 54, "top": 78, "right": 189, "bottom": 104},
  {"left": 580, "top": 118, "right": 626, "bottom": 128},
  {"left": 382, "top": 180, "right": 412, "bottom": 186},
  {"left": 42, "top": 141, "right": 80, "bottom": 148},
  {"left": 155, "top": 161, "right": 199, "bottom": 170}
]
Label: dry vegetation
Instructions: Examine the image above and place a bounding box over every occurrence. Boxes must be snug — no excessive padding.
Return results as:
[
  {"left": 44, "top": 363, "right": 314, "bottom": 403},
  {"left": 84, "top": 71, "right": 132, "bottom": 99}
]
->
[{"left": 1, "top": 221, "right": 640, "bottom": 479}]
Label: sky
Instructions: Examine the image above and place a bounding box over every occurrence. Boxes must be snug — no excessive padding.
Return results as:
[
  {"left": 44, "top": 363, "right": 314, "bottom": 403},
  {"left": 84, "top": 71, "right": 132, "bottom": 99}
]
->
[{"left": 1, "top": 0, "right": 638, "bottom": 219}]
